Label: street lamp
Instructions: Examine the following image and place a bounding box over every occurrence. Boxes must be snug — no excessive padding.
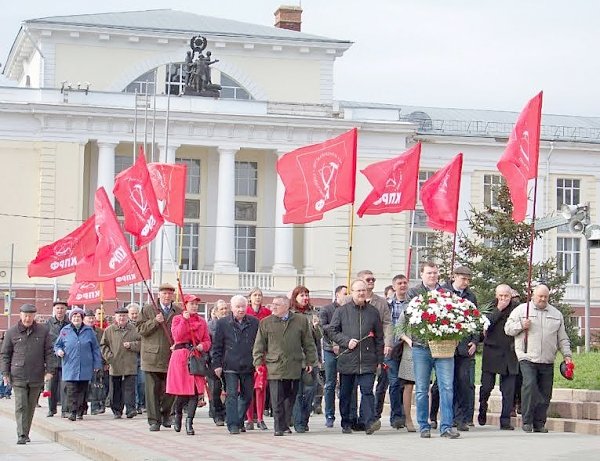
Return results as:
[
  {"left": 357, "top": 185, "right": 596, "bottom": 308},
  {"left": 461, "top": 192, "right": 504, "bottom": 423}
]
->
[{"left": 561, "top": 203, "right": 595, "bottom": 352}]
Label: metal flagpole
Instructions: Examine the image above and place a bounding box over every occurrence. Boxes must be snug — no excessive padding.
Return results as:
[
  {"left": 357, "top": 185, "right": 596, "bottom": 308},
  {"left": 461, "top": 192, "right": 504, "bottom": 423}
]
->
[
  {"left": 7, "top": 243, "right": 14, "bottom": 329},
  {"left": 407, "top": 210, "right": 416, "bottom": 278},
  {"left": 159, "top": 63, "right": 173, "bottom": 286}
]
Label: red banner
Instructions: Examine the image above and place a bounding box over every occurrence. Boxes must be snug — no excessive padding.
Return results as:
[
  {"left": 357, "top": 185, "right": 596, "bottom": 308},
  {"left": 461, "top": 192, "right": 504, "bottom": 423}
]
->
[
  {"left": 27, "top": 216, "right": 97, "bottom": 278},
  {"left": 497, "top": 91, "right": 543, "bottom": 222},
  {"left": 113, "top": 149, "right": 164, "bottom": 247},
  {"left": 68, "top": 279, "right": 117, "bottom": 306},
  {"left": 357, "top": 143, "right": 421, "bottom": 217},
  {"left": 115, "top": 248, "right": 151, "bottom": 287},
  {"left": 75, "top": 187, "right": 135, "bottom": 282},
  {"left": 147, "top": 162, "right": 187, "bottom": 227},
  {"left": 277, "top": 128, "right": 357, "bottom": 224},
  {"left": 420, "top": 153, "right": 463, "bottom": 233}
]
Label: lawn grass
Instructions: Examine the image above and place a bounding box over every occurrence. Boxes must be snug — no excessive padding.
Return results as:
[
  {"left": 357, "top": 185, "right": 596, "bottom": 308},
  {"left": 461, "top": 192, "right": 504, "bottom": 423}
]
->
[{"left": 474, "top": 351, "right": 600, "bottom": 390}]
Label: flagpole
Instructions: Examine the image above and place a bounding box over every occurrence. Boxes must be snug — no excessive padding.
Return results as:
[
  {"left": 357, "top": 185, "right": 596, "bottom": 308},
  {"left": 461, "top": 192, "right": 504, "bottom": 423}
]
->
[
  {"left": 407, "top": 210, "right": 416, "bottom": 278},
  {"left": 347, "top": 204, "right": 356, "bottom": 287},
  {"left": 523, "top": 176, "right": 539, "bottom": 353}
]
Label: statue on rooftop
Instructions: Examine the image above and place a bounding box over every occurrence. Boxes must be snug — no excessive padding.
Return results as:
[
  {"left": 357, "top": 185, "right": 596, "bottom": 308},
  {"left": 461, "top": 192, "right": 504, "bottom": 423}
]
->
[{"left": 183, "top": 35, "right": 221, "bottom": 98}]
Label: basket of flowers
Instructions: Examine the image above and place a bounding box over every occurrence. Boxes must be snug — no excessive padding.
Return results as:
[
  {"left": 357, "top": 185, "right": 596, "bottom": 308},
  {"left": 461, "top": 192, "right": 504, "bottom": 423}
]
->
[{"left": 402, "top": 289, "right": 489, "bottom": 358}]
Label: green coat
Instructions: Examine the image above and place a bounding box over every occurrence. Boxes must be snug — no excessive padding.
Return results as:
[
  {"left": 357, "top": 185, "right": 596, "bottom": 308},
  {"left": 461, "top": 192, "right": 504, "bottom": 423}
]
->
[
  {"left": 252, "top": 312, "right": 317, "bottom": 380},
  {"left": 101, "top": 323, "right": 141, "bottom": 376},
  {"left": 137, "top": 302, "right": 181, "bottom": 373}
]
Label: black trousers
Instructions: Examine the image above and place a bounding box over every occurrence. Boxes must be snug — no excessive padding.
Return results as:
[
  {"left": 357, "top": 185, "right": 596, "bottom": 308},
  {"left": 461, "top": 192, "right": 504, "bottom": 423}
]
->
[
  {"left": 519, "top": 360, "right": 554, "bottom": 428},
  {"left": 65, "top": 381, "right": 88, "bottom": 416},
  {"left": 453, "top": 356, "right": 475, "bottom": 424},
  {"left": 174, "top": 394, "right": 199, "bottom": 419},
  {"left": 479, "top": 370, "right": 516, "bottom": 426},
  {"left": 110, "top": 375, "right": 136, "bottom": 416},
  {"left": 48, "top": 367, "right": 68, "bottom": 414},
  {"left": 374, "top": 367, "right": 389, "bottom": 419},
  {"left": 208, "top": 373, "right": 226, "bottom": 421},
  {"left": 144, "top": 371, "right": 175, "bottom": 425},
  {"left": 268, "top": 379, "right": 299, "bottom": 433}
]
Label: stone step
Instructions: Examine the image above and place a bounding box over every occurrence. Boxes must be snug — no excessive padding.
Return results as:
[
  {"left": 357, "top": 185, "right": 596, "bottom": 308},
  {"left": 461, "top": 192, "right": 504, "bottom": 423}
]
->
[
  {"left": 482, "top": 387, "right": 600, "bottom": 403},
  {"left": 484, "top": 412, "right": 600, "bottom": 435},
  {"left": 486, "top": 396, "right": 600, "bottom": 420}
]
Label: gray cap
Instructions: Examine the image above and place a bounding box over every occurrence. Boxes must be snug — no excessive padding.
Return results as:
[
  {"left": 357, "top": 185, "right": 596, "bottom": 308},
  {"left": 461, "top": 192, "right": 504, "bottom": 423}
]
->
[
  {"left": 453, "top": 266, "right": 472, "bottom": 276},
  {"left": 20, "top": 304, "right": 37, "bottom": 313}
]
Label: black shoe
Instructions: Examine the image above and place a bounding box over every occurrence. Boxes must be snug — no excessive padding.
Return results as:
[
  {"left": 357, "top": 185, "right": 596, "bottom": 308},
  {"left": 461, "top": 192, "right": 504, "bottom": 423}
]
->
[
  {"left": 366, "top": 419, "right": 381, "bottom": 435},
  {"left": 91, "top": 409, "right": 99, "bottom": 416},
  {"left": 351, "top": 422, "right": 366, "bottom": 431},
  {"left": 313, "top": 404, "right": 323, "bottom": 415},
  {"left": 274, "top": 431, "right": 284, "bottom": 436},
  {"left": 113, "top": 413, "right": 122, "bottom": 419},
  {"left": 215, "top": 419, "right": 225, "bottom": 427},
  {"left": 478, "top": 411, "right": 487, "bottom": 426},
  {"left": 420, "top": 430, "right": 431, "bottom": 438},
  {"left": 500, "top": 425, "right": 515, "bottom": 430},
  {"left": 126, "top": 411, "right": 137, "bottom": 419},
  {"left": 162, "top": 417, "right": 172, "bottom": 428},
  {"left": 430, "top": 420, "right": 438, "bottom": 430},
  {"left": 245, "top": 421, "right": 255, "bottom": 430},
  {"left": 391, "top": 419, "right": 405, "bottom": 430},
  {"left": 185, "top": 418, "right": 195, "bottom": 435},
  {"left": 76, "top": 414, "right": 83, "bottom": 420},
  {"left": 533, "top": 426, "right": 548, "bottom": 433},
  {"left": 173, "top": 414, "right": 182, "bottom": 432},
  {"left": 25, "top": 436, "right": 30, "bottom": 442},
  {"left": 441, "top": 428, "right": 461, "bottom": 439},
  {"left": 284, "top": 428, "right": 292, "bottom": 434},
  {"left": 457, "top": 422, "right": 469, "bottom": 431},
  {"left": 136, "top": 407, "right": 143, "bottom": 415},
  {"left": 149, "top": 423, "right": 161, "bottom": 432},
  {"left": 17, "top": 436, "right": 27, "bottom": 445},
  {"left": 68, "top": 413, "right": 77, "bottom": 421},
  {"left": 240, "top": 426, "right": 247, "bottom": 433},
  {"left": 342, "top": 427, "right": 352, "bottom": 434},
  {"left": 257, "top": 421, "right": 268, "bottom": 430},
  {"left": 522, "top": 424, "right": 533, "bottom": 433},
  {"left": 47, "top": 411, "right": 55, "bottom": 417}
]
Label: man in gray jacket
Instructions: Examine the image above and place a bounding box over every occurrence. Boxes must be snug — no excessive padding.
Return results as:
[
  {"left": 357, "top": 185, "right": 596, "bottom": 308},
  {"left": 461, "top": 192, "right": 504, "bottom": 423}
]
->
[{"left": 505, "top": 284, "right": 572, "bottom": 433}]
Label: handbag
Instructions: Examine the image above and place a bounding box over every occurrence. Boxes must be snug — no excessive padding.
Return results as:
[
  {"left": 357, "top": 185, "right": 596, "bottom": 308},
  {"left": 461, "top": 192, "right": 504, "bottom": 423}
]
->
[{"left": 187, "top": 350, "right": 208, "bottom": 377}]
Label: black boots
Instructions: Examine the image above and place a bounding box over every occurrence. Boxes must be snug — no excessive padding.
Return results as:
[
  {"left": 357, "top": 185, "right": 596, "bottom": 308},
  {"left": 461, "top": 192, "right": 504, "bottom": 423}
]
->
[
  {"left": 185, "top": 418, "right": 195, "bottom": 435},
  {"left": 173, "top": 414, "right": 182, "bottom": 433}
]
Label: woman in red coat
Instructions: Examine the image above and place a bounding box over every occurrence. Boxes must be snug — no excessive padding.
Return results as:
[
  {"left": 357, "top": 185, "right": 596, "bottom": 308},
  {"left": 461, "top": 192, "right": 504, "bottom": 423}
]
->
[
  {"left": 166, "top": 294, "right": 211, "bottom": 435},
  {"left": 244, "top": 287, "right": 271, "bottom": 431}
]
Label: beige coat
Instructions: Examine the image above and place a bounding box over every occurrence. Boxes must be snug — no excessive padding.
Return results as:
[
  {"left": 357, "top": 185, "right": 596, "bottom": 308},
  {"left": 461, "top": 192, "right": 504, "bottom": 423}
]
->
[
  {"left": 137, "top": 302, "right": 182, "bottom": 373},
  {"left": 100, "top": 323, "right": 141, "bottom": 376},
  {"left": 505, "top": 302, "right": 572, "bottom": 364}
]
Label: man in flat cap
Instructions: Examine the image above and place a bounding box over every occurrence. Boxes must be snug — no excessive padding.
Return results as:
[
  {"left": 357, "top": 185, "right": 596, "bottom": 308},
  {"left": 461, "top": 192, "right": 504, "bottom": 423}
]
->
[
  {"left": 45, "top": 300, "right": 70, "bottom": 417},
  {"left": 137, "top": 282, "right": 181, "bottom": 431},
  {"left": 1, "top": 304, "right": 56, "bottom": 444},
  {"left": 443, "top": 266, "right": 479, "bottom": 431}
]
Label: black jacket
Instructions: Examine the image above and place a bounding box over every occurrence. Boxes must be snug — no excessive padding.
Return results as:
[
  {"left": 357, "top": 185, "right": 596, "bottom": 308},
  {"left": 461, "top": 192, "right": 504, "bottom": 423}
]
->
[
  {"left": 443, "top": 282, "right": 480, "bottom": 357},
  {"left": 328, "top": 301, "right": 384, "bottom": 375},
  {"left": 212, "top": 314, "right": 259, "bottom": 374},
  {"left": 482, "top": 299, "right": 519, "bottom": 375},
  {"left": 319, "top": 301, "right": 340, "bottom": 352}
]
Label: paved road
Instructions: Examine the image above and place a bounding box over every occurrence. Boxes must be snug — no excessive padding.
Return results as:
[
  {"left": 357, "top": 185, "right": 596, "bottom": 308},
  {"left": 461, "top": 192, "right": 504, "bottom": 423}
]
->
[{"left": 0, "top": 399, "right": 597, "bottom": 461}]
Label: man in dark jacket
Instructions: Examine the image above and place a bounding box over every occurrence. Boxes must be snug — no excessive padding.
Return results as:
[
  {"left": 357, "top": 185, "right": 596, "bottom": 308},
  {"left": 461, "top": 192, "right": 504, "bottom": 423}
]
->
[
  {"left": 213, "top": 295, "right": 260, "bottom": 434},
  {"left": 45, "top": 300, "right": 70, "bottom": 417},
  {"left": 1, "top": 304, "right": 56, "bottom": 444},
  {"left": 319, "top": 284, "right": 347, "bottom": 428},
  {"left": 329, "top": 279, "right": 384, "bottom": 435},
  {"left": 478, "top": 284, "right": 519, "bottom": 430},
  {"left": 443, "top": 266, "right": 479, "bottom": 431}
]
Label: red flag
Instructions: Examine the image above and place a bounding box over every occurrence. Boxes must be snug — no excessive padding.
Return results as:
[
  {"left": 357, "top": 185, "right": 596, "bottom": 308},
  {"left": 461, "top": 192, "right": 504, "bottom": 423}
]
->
[
  {"left": 420, "top": 153, "right": 463, "bottom": 233},
  {"left": 357, "top": 143, "right": 421, "bottom": 217},
  {"left": 497, "top": 91, "right": 543, "bottom": 222},
  {"left": 68, "top": 279, "right": 117, "bottom": 306},
  {"left": 277, "top": 128, "right": 357, "bottom": 224},
  {"left": 27, "top": 217, "right": 97, "bottom": 278},
  {"left": 115, "top": 248, "right": 151, "bottom": 287},
  {"left": 113, "top": 150, "right": 164, "bottom": 246},
  {"left": 147, "top": 162, "right": 187, "bottom": 227},
  {"left": 75, "top": 187, "right": 135, "bottom": 282}
]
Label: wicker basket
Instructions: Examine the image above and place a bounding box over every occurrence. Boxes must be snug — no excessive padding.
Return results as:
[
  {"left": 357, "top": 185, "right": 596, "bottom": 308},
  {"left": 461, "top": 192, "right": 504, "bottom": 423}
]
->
[{"left": 428, "top": 339, "right": 458, "bottom": 358}]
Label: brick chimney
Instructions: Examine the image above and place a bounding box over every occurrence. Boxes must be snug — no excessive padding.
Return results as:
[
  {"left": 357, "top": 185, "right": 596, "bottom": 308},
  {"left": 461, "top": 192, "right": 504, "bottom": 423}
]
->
[{"left": 274, "top": 5, "right": 302, "bottom": 32}]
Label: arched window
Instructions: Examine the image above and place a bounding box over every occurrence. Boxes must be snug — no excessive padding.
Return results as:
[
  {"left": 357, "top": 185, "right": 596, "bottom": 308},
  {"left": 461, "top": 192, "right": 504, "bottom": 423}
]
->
[{"left": 123, "top": 64, "right": 252, "bottom": 100}]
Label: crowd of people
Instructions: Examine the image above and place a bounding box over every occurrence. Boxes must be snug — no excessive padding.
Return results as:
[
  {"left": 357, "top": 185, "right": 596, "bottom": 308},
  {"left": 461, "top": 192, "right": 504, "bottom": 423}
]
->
[{"left": 0, "top": 266, "right": 573, "bottom": 444}]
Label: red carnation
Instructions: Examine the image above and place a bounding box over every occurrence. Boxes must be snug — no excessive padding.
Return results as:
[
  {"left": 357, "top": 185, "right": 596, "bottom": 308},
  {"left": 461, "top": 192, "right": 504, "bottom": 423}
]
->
[
  {"left": 368, "top": 331, "right": 375, "bottom": 338},
  {"left": 456, "top": 323, "right": 462, "bottom": 330},
  {"left": 441, "top": 319, "right": 450, "bottom": 325},
  {"left": 42, "top": 390, "right": 52, "bottom": 398},
  {"left": 445, "top": 303, "right": 453, "bottom": 310},
  {"left": 428, "top": 298, "right": 437, "bottom": 304},
  {"left": 473, "top": 309, "right": 480, "bottom": 316},
  {"left": 427, "top": 314, "right": 437, "bottom": 324}
]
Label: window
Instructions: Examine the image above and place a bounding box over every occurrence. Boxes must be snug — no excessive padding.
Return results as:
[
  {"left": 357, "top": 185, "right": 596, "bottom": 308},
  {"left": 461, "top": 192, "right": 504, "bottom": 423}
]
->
[
  {"left": 557, "top": 237, "right": 581, "bottom": 284},
  {"left": 235, "top": 161, "right": 258, "bottom": 272},
  {"left": 410, "top": 231, "right": 436, "bottom": 280},
  {"left": 177, "top": 158, "right": 202, "bottom": 270},
  {"left": 483, "top": 174, "right": 504, "bottom": 208},
  {"left": 220, "top": 74, "right": 251, "bottom": 100},
  {"left": 124, "top": 69, "right": 157, "bottom": 95},
  {"left": 557, "top": 178, "right": 580, "bottom": 210}
]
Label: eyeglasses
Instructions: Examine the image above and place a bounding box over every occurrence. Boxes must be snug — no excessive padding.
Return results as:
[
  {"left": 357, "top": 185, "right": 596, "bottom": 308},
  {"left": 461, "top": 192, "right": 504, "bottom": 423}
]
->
[{"left": 365, "top": 277, "right": 376, "bottom": 283}]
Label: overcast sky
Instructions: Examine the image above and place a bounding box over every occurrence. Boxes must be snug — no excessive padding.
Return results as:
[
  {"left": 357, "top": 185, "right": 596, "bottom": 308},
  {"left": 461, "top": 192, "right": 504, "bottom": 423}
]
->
[{"left": 0, "top": 0, "right": 598, "bottom": 117}]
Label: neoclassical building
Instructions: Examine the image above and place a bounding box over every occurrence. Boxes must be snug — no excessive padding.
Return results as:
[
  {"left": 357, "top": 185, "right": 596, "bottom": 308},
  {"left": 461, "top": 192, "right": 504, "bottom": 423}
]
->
[{"left": 1, "top": 8, "right": 599, "bottom": 333}]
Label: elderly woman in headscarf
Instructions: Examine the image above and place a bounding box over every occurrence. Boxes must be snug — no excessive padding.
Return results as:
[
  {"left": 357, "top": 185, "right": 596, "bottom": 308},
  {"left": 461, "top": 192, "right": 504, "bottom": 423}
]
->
[
  {"left": 54, "top": 307, "right": 102, "bottom": 421},
  {"left": 166, "top": 294, "right": 211, "bottom": 435}
]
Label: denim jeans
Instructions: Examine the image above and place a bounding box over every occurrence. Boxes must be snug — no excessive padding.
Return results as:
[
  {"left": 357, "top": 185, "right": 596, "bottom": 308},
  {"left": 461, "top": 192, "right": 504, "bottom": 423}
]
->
[
  {"left": 224, "top": 372, "right": 254, "bottom": 431},
  {"left": 135, "top": 362, "right": 145, "bottom": 408},
  {"left": 323, "top": 350, "right": 338, "bottom": 420},
  {"left": 413, "top": 345, "right": 454, "bottom": 434},
  {"left": 292, "top": 370, "right": 316, "bottom": 430},
  {"left": 339, "top": 373, "right": 376, "bottom": 429},
  {"left": 384, "top": 357, "right": 405, "bottom": 424}
]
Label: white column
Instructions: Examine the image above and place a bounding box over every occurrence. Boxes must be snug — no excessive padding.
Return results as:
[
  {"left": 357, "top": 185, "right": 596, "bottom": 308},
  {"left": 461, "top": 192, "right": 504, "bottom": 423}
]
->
[
  {"left": 213, "top": 147, "right": 238, "bottom": 273},
  {"left": 97, "top": 141, "right": 117, "bottom": 205},
  {"left": 154, "top": 144, "right": 179, "bottom": 272},
  {"left": 272, "top": 150, "right": 296, "bottom": 274}
]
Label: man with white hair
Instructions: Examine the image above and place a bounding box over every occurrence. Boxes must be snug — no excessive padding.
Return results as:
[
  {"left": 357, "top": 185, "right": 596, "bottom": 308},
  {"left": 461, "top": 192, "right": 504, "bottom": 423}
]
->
[
  {"left": 212, "top": 295, "right": 260, "bottom": 434},
  {"left": 505, "top": 284, "right": 572, "bottom": 433}
]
